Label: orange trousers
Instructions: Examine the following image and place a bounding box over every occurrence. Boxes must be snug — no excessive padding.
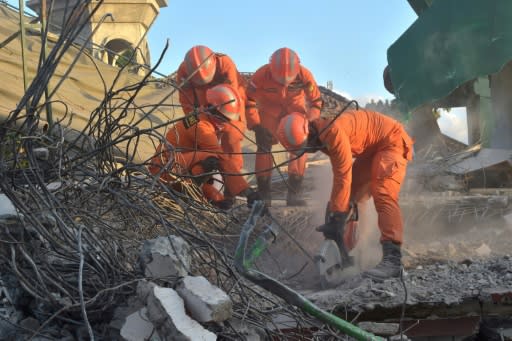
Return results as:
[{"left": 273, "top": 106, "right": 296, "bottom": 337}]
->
[
  {"left": 220, "top": 120, "right": 245, "bottom": 174},
  {"left": 350, "top": 140, "right": 409, "bottom": 245},
  {"left": 148, "top": 146, "right": 224, "bottom": 203},
  {"left": 255, "top": 113, "right": 307, "bottom": 177}
]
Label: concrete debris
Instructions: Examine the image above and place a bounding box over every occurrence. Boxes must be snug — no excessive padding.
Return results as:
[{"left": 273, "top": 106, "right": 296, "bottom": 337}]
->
[
  {"left": 0, "top": 194, "right": 16, "bottom": 216},
  {"left": 32, "top": 147, "right": 49, "bottom": 161},
  {"left": 120, "top": 308, "right": 160, "bottom": 341},
  {"left": 140, "top": 236, "right": 191, "bottom": 280},
  {"left": 176, "top": 276, "right": 233, "bottom": 323},
  {"left": 110, "top": 296, "right": 145, "bottom": 331},
  {"left": 307, "top": 255, "right": 512, "bottom": 319},
  {"left": 145, "top": 284, "right": 216, "bottom": 341},
  {"left": 476, "top": 243, "right": 492, "bottom": 257},
  {"left": 357, "top": 321, "right": 398, "bottom": 336},
  {"left": 228, "top": 319, "right": 264, "bottom": 341},
  {"left": 19, "top": 316, "right": 40, "bottom": 331}
]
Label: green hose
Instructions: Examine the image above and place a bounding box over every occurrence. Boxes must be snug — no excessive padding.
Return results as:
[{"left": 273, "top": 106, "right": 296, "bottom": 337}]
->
[{"left": 234, "top": 201, "right": 385, "bottom": 341}]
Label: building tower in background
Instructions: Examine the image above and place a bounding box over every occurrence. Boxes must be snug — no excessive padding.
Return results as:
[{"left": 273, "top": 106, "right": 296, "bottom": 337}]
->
[{"left": 27, "top": 0, "right": 168, "bottom": 73}]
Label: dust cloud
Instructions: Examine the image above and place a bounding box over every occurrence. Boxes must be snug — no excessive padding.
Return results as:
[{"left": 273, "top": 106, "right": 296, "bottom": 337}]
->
[{"left": 307, "top": 158, "right": 383, "bottom": 272}]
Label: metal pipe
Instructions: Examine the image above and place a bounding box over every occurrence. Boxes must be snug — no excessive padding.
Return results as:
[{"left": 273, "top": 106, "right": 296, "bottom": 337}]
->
[
  {"left": 234, "top": 201, "right": 385, "bottom": 341},
  {"left": 18, "top": 0, "right": 29, "bottom": 92},
  {"left": 40, "top": 0, "right": 53, "bottom": 129}
]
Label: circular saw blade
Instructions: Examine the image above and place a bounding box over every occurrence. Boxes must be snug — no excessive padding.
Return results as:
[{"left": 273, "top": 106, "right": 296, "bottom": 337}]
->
[{"left": 315, "top": 240, "right": 344, "bottom": 289}]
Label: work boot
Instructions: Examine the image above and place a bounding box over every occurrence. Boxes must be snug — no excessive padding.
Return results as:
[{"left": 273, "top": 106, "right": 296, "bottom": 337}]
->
[
  {"left": 286, "top": 174, "right": 307, "bottom": 206},
  {"left": 363, "top": 241, "right": 402, "bottom": 281},
  {"left": 256, "top": 176, "right": 272, "bottom": 207}
]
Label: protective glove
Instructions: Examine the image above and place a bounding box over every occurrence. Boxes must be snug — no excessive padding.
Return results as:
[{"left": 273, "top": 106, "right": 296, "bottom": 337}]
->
[
  {"left": 241, "top": 188, "right": 268, "bottom": 215},
  {"left": 213, "top": 198, "right": 234, "bottom": 210},
  {"left": 253, "top": 125, "right": 274, "bottom": 148},
  {"left": 245, "top": 188, "right": 262, "bottom": 207},
  {"left": 316, "top": 211, "right": 349, "bottom": 241},
  {"left": 200, "top": 156, "right": 220, "bottom": 173}
]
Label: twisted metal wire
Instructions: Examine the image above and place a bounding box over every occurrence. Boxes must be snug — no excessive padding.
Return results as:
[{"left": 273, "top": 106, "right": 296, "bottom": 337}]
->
[{"left": 0, "top": 1, "right": 341, "bottom": 339}]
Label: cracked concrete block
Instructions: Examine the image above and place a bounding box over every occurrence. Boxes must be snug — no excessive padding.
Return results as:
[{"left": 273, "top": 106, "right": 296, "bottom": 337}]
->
[
  {"left": 146, "top": 285, "right": 216, "bottom": 341},
  {"left": 140, "top": 236, "right": 191, "bottom": 280},
  {"left": 120, "top": 307, "right": 160, "bottom": 341},
  {"left": 110, "top": 296, "right": 145, "bottom": 331},
  {"left": 0, "top": 194, "right": 16, "bottom": 216},
  {"left": 176, "top": 276, "right": 232, "bottom": 323}
]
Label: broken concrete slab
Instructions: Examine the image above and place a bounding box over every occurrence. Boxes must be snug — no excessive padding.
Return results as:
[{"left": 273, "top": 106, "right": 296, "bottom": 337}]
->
[
  {"left": 110, "top": 296, "right": 145, "bottom": 331},
  {"left": 0, "top": 194, "right": 16, "bottom": 216},
  {"left": 357, "top": 321, "right": 398, "bottom": 336},
  {"left": 140, "top": 236, "right": 191, "bottom": 280},
  {"left": 145, "top": 284, "right": 216, "bottom": 340},
  {"left": 120, "top": 307, "right": 160, "bottom": 341},
  {"left": 176, "top": 276, "right": 232, "bottom": 323}
]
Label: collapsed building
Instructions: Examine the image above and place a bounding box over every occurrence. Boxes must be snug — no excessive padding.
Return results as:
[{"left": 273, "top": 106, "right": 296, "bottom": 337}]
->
[{"left": 0, "top": 0, "right": 512, "bottom": 340}]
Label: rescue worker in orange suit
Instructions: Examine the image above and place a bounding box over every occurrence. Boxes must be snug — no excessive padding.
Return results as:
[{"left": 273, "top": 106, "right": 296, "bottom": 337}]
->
[
  {"left": 245, "top": 47, "right": 323, "bottom": 206},
  {"left": 276, "top": 109, "right": 414, "bottom": 280},
  {"left": 176, "top": 45, "right": 247, "bottom": 200},
  {"left": 148, "top": 84, "right": 261, "bottom": 209}
]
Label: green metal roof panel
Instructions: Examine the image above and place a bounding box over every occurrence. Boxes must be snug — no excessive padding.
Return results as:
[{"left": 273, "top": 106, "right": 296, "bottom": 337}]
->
[
  {"left": 407, "top": 0, "right": 434, "bottom": 15},
  {"left": 388, "top": 0, "right": 512, "bottom": 112}
]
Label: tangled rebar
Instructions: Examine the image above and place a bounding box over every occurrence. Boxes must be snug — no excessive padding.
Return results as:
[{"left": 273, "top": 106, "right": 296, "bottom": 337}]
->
[{"left": 0, "top": 1, "right": 350, "bottom": 339}]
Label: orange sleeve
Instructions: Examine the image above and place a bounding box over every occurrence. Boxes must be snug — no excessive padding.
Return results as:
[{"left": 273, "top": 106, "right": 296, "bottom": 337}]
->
[
  {"left": 245, "top": 67, "right": 266, "bottom": 129},
  {"left": 191, "top": 121, "right": 223, "bottom": 153},
  {"left": 301, "top": 66, "right": 323, "bottom": 120},
  {"left": 218, "top": 155, "right": 249, "bottom": 195},
  {"left": 219, "top": 56, "right": 247, "bottom": 124},
  {"left": 322, "top": 125, "right": 352, "bottom": 213},
  {"left": 176, "top": 63, "right": 197, "bottom": 115},
  {"left": 218, "top": 55, "right": 240, "bottom": 89},
  {"left": 194, "top": 110, "right": 249, "bottom": 195}
]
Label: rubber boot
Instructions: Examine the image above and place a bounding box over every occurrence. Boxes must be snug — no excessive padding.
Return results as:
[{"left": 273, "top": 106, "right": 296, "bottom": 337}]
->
[
  {"left": 286, "top": 174, "right": 307, "bottom": 206},
  {"left": 363, "top": 241, "right": 402, "bottom": 281},
  {"left": 256, "top": 176, "right": 272, "bottom": 207}
]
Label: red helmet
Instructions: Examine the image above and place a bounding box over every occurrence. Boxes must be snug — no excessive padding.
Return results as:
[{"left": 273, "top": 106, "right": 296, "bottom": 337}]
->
[
  {"left": 269, "top": 47, "right": 300, "bottom": 85},
  {"left": 206, "top": 84, "right": 242, "bottom": 121},
  {"left": 277, "top": 112, "right": 309, "bottom": 151},
  {"left": 184, "top": 45, "right": 217, "bottom": 85}
]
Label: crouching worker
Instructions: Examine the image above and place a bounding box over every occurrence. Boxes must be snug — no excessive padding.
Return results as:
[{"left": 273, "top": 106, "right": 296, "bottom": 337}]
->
[
  {"left": 148, "top": 84, "right": 262, "bottom": 209},
  {"left": 276, "top": 109, "right": 414, "bottom": 281}
]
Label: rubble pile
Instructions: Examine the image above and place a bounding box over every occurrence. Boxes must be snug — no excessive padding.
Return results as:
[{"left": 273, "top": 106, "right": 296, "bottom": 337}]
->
[
  {"left": 307, "top": 255, "right": 512, "bottom": 312},
  {"left": 0, "top": 7, "right": 331, "bottom": 339}
]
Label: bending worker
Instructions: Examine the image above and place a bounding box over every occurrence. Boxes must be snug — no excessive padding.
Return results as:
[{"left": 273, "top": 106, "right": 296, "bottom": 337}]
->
[
  {"left": 176, "top": 45, "right": 248, "bottom": 200},
  {"left": 276, "top": 109, "right": 414, "bottom": 281},
  {"left": 246, "top": 47, "right": 323, "bottom": 206},
  {"left": 149, "top": 84, "right": 260, "bottom": 209}
]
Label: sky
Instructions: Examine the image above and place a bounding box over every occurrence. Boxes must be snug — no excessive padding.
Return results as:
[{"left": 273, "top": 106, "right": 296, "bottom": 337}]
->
[
  {"left": 8, "top": 0, "right": 468, "bottom": 143},
  {"left": 148, "top": 0, "right": 417, "bottom": 105}
]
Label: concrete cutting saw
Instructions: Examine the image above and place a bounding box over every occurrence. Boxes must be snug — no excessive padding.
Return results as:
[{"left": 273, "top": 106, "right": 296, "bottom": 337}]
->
[{"left": 315, "top": 203, "right": 358, "bottom": 289}]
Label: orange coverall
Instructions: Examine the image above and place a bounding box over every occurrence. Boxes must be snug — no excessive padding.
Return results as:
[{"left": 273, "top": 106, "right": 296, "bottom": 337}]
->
[
  {"left": 177, "top": 53, "right": 247, "bottom": 176},
  {"left": 148, "top": 113, "right": 250, "bottom": 202},
  {"left": 246, "top": 64, "right": 323, "bottom": 177},
  {"left": 312, "top": 109, "right": 414, "bottom": 244}
]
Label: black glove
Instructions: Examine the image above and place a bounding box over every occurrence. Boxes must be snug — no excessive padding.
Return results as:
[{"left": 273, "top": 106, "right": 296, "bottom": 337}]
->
[
  {"left": 242, "top": 188, "right": 269, "bottom": 215},
  {"left": 253, "top": 125, "right": 273, "bottom": 150},
  {"left": 246, "top": 189, "right": 262, "bottom": 207},
  {"left": 200, "top": 156, "right": 220, "bottom": 173},
  {"left": 213, "top": 198, "right": 234, "bottom": 210},
  {"left": 316, "top": 211, "right": 349, "bottom": 240}
]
